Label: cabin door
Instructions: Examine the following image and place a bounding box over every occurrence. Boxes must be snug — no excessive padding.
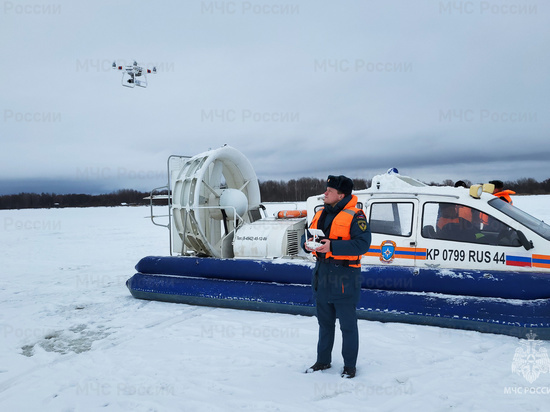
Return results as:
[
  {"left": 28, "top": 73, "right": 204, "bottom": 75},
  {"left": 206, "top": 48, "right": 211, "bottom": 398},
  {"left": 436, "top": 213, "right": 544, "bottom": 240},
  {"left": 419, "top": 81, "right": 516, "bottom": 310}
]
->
[{"left": 363, "top": 199, "right": 420, "bottom": 267}]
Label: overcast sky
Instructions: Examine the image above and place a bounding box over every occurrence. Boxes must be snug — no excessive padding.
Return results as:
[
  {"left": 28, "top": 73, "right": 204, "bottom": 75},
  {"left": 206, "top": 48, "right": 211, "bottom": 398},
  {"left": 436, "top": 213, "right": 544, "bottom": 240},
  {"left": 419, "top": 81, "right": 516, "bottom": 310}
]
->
[{"left": 1, "top": 0, "right": 549, "bottom": 195}]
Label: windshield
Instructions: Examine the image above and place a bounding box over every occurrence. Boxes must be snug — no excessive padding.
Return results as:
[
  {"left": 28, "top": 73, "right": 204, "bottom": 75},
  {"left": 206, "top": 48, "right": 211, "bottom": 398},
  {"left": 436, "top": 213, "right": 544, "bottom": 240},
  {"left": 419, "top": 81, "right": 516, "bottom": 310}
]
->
[{"left": 489, "top": 198, "right": 550, "bottom": 241}]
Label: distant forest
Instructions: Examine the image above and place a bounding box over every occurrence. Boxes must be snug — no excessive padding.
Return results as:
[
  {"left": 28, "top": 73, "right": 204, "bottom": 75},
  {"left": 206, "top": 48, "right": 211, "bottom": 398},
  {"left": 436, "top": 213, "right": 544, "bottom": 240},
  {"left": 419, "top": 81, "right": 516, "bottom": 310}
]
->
[{"left": 0, "top": 177, "right": 549, "bottom": 210}]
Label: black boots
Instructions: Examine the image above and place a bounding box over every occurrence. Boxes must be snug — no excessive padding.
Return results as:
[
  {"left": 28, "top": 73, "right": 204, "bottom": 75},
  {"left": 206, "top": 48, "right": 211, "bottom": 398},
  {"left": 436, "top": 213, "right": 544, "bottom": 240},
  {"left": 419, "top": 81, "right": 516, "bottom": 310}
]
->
[
  {"left": 305, "top": 362, "right": 331, "bottom": 373},
  {"left": 341, "top": 366, "right": 356, "bottom": 379},
  {"left": 306, "top": 363, "right": 356, "bottom": 378}
]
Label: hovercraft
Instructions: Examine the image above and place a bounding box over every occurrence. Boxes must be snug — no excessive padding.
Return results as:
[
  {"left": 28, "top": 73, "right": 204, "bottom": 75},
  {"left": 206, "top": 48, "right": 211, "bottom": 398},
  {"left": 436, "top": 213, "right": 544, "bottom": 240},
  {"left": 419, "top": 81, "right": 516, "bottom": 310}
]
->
[{"left": 127, "top": 146, "right": 550, "bottom": 340}]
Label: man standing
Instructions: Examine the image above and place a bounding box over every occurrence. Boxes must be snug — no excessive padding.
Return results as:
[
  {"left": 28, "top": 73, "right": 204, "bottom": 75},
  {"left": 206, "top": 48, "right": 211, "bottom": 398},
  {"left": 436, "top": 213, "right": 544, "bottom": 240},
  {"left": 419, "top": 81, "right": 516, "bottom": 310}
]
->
[{"left": 304, "top": 175, "right": 371, "bottom": 378}]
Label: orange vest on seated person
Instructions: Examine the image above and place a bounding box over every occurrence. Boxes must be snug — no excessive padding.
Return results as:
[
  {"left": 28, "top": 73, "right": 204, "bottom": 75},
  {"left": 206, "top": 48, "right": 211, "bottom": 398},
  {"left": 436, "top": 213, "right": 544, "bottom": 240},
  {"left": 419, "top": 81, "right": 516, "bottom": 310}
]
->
[
  {"left": 437, "top": 217, "right": 460, "bottom": 231},
  {"left": 457, "top": 205, "right": 472, "bottom": 223},
  {"left": 309, "top": 196, "right": 362, "bottom": 268},
  {"left": 493, "top": 189, "right": 515, "bottom": 205}
]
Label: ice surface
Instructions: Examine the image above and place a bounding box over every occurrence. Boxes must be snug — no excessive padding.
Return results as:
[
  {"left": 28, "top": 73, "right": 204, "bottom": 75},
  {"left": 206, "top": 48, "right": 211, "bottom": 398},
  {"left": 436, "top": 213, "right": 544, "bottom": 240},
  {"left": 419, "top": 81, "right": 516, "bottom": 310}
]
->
[{"left": 0, "top": 198, "right": 549, "bottom": 411}]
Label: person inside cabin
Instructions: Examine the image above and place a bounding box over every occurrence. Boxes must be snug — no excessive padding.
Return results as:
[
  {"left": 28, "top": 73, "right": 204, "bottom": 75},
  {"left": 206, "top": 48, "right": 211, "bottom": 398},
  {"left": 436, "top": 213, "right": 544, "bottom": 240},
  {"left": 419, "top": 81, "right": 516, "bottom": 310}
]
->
[
  {"left": 489, "top": 180, "right": 515, "bottom": 205},
  {"left": 452, "top": 181, "right": 477, "bottom": 230},
  {"left": 436, "top": 203, "right": 476, "bottom": 241},
  {"left": 437, "top": 203, "right": 459, "bottom": 232}
]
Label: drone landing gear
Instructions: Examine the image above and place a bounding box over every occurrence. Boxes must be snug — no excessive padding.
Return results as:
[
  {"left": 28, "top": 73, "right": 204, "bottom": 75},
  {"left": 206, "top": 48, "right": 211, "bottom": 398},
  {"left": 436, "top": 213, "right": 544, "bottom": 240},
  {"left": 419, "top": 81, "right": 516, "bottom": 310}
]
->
[{"left": 122, "top": 72, "right": 147, "bottom": 88}]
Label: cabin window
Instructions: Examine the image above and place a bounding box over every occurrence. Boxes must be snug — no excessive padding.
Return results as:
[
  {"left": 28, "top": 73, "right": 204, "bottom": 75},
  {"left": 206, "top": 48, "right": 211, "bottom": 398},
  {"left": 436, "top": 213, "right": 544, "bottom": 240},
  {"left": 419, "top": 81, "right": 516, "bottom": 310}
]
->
[
  {"left": 369, "top": 202, "right": 413, "bottom": 237},
  {"left": 421, "top": 202, "right": 521, "bottom": 247}
]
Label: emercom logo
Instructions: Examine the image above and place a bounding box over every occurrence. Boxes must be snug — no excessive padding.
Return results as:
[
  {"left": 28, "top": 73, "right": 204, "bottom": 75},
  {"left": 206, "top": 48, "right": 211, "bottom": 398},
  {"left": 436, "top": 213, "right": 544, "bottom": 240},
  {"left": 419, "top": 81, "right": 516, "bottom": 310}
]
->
[{"left": 512, "top": 331, "right": 550, "bottom": 384}]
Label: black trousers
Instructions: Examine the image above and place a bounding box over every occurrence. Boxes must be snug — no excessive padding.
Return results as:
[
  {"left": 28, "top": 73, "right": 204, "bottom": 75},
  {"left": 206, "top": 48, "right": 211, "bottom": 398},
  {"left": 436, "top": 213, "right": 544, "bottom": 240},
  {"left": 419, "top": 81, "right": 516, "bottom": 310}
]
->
[{"left": 315, "top": 298, "right": 359, "bottom": 368}]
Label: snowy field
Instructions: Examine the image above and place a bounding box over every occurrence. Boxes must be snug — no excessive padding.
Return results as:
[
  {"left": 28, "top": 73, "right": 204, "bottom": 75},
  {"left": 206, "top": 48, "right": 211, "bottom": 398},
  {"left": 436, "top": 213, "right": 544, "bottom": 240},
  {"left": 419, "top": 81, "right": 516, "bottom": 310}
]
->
[{"left": 1, "top": 196, "right": 549, "bottom": 411}]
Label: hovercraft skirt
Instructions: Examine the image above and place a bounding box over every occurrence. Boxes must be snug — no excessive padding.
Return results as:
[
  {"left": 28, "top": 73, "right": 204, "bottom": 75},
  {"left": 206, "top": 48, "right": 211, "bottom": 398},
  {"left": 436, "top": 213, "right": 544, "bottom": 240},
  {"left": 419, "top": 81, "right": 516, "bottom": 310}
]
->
[{"left": 127, "top": 256, "right": 550, "bottom": 340}]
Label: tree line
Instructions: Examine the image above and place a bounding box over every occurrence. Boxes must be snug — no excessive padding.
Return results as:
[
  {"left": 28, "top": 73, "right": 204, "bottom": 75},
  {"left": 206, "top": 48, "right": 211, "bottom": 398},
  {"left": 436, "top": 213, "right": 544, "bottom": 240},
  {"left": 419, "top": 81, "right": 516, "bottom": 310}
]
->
[
  {"left": 0, "top": 189, "right": 150, "bottom": 210},
  {"left": 0, "top": 177, "right": 548, "bottom": 210}
]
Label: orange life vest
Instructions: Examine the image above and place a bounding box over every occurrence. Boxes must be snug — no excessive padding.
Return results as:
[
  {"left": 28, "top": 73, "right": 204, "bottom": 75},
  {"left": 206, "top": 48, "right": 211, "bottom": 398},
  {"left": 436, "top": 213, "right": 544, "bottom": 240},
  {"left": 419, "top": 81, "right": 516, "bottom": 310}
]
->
[
  {"left": 309, "top": 196, "right": 362, "bottom": 268},
  {"left": 437, "top": 217, "right": 460, "bottom": 231},
  {"left": 493, "top": 190, "right": 515, "bottom": 205},
  {"left": 457, "top": 205, "right": 472, "bottom": 223}
]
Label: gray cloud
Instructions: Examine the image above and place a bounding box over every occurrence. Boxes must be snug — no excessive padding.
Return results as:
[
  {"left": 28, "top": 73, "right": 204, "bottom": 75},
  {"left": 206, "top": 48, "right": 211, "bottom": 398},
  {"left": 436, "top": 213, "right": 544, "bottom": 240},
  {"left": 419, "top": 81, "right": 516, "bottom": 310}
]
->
[{"left": 1, "top": 0, "right": 548, "bottom": 195}]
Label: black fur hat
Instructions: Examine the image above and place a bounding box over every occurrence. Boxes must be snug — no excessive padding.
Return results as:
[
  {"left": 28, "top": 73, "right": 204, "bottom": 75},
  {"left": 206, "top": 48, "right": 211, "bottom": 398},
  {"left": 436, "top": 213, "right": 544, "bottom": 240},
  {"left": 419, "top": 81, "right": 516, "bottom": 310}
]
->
[
  {"left": 327, "top": 175, "right": 354, "bottom": 196},
  {"left": 489, "top": 180, "right": 504, "bottom": 191}
]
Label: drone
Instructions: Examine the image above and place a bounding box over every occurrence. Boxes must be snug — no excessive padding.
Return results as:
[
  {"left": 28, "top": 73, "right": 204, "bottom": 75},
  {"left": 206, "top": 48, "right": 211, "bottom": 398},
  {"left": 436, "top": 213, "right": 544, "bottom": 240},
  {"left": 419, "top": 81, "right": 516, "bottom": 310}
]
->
[{"left": 112, "top": 60, "right": 156, "bottom": 88}]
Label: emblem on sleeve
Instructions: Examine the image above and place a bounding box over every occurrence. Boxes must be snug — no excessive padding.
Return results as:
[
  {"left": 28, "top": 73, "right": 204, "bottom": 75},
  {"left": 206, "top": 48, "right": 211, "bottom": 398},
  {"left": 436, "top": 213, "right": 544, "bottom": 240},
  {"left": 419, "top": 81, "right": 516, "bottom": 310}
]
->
[{"left": 356, "top": 211, "right": 367, "bottom": 232}]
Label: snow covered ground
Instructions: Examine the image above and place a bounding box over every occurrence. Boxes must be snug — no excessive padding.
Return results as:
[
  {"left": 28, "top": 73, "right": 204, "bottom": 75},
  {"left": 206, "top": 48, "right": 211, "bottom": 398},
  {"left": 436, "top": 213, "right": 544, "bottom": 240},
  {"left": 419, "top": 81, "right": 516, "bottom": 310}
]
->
[{"left": 1, "top": 196, "right": 549, "bottom": 411}]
